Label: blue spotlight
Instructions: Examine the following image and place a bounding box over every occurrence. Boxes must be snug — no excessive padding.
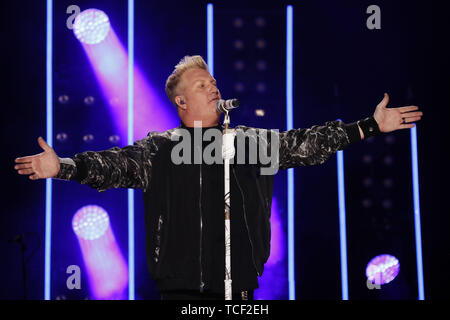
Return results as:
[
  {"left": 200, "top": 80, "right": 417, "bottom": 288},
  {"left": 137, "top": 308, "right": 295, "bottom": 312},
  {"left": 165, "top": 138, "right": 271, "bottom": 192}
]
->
[
  {"left": 207, "top": 4, "right": 214, "bottom": 76},
  {"left": 44, "top": 0, "right": 53, "bottom": 301},
  {"left": 335, "top": 121, "right": 349, "bottom": 300},
  {"left": 128, "top": 0, "right": 135, "bottom": 301},
  {"left": 410, "top": 126, "right": 425, "bottom": 299},
  {"left": 286, "top": 5, "right": 295, "bottom": 300}
]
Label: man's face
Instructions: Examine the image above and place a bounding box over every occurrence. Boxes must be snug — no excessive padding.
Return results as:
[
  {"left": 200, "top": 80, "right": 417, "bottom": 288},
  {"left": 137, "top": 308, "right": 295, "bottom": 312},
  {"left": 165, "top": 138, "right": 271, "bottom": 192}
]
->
[{"left": 177, "top": 68, "right": 221, "bottom": 123}]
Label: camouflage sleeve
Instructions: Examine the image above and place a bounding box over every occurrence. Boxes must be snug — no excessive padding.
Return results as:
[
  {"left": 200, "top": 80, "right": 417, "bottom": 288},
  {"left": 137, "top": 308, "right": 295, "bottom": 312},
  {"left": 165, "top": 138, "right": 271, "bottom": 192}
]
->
[
  {"left": 53, "top": 133, "right": 160, "bottom": 193},
  {"left": 279, "top": 120, "right": 361, "bottom": 169}
]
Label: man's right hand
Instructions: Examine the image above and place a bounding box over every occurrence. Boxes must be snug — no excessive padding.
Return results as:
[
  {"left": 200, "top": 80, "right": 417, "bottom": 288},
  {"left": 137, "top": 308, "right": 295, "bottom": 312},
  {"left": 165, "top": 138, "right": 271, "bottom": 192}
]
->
[{"left": 14, "top": 137, "right": 60, "bottom": 180}]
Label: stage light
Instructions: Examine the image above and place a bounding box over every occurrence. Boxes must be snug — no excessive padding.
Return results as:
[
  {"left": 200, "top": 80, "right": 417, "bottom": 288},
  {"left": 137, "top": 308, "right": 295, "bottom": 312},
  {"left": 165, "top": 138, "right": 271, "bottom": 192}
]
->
[
  {"left": 58, "top": 94, "right": 69, "bottom": 104},
  {"left": 385, "top": 134, "right": 395, "bottom": 144},
  {"left": 234, "top": 82, "right": 245, "bottom": 93},
  {"left": 362, "top": 154, "right": 372, "bottom": 164},
  {"left": 234, "top": 60, "right": 245, "bottom": 71},
  {"left": 72, "top": 205, "right": 128, "bottom": 299},
  {"left": 108, "top": 134, "right": 120, "bottom": 144},
  {"left": 74, "top": 9, "right": 176, "bottom": 140},
  {"left": 56, "top": 132, "right": 68, "bottom": 142},
  {"left": 255, "top": 109, "right": 265, "bottom": 117},
  {"left": 73, "top": 9, "right": 111, "bottom": 45},
  {"left": 362, "top": 177, "right": 373, "bottom": 187},
  {"left": 82, "top": 134, "right": 94, "bottom": 143},
  {"left": 383, "top": 155, "right": 393, "bottom": 166},
  {"left": 383, "top": 178, "right": 393, "bottom": 188},
  {"left": 44, "top": 0, "right": 53, "bottom": 300},
  {"left": 256, "top": 82, "right": 266, "bottom": 93},
  {"left": 286, "top": 5, "right": 295, "bottom": 300},
  {"left": 254, "top": 197, "right": 287, "bottom": 299},
  {"left": 256, "top": 39, "right": 267, "bottom": 49},
  {"left": 109, "top": 96, "right": 120, "bottom": 107},
  {"left": 382, "top": 199, "right": 392, "bottom": 209},
  {"left": 84, "top": 96, "right": 95, "bottom": 105},
  {"left": 234, "top": 39, "right": 244, "bottom": 50},
  {"left": 362, "top": 198, "right": 373, "bottom": 208},
  {"left": 255, "top": 17, "right": 266, "bottom": 27},
  {"left": 256, "top": 60, "right": 267, "bottom": 71},
  {"left": 207, "top": 3, "right": 213, "bottom": 76},
  {"left": 233, "top": 17, "right": 244, "bottom": 28},
  {"left": 366, "top": 254, "right": 400, "bottom": 285},
  {"left": 72, "top": 205, "right": 109, "bottom": 240}
]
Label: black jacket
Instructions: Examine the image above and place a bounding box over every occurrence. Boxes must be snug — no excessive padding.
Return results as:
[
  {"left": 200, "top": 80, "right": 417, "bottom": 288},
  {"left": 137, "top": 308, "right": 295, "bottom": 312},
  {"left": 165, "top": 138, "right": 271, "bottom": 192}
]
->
[{"left": 55, "top": 120, "right": 362, "bottom": 293}]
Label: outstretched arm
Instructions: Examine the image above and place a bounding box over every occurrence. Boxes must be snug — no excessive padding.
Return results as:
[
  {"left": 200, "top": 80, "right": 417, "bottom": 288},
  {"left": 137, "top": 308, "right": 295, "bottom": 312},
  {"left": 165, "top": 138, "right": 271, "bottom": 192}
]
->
[
  {"left": 372, "top": 93, "right": 422, "bottom": 135},
  {"left": 14, "top": 134, "right": 158, "bottom": 193},
  {"left": 15, "top": 137, "right": 60, "bottom": 180},
  {"left": 278, "top": 93, "right": 423, "bottom": 169}
]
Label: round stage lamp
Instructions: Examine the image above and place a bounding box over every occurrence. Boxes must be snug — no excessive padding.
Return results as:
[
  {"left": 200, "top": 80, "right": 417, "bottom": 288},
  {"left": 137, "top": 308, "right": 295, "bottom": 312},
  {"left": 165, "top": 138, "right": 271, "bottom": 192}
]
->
[
  {"left": 72, "top": 205, "right": 110, "bottom": 240},
  {"left": 73, "top": 9, "right": 111, "bottom": 45},
  {"left": 366, "top": 254, "right": 400, "bottom": 285}
]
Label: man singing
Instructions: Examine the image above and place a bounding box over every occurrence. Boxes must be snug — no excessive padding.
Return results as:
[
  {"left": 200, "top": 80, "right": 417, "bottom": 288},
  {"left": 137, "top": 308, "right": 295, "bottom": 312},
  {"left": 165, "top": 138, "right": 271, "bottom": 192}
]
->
[{"left": 14, "top": 55, "right": 422, "bottom": 300}]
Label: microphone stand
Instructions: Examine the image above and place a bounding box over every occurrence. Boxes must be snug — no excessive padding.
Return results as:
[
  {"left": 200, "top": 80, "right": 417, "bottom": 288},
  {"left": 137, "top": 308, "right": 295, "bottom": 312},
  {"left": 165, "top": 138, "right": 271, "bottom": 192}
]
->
[
  {"left": 222, "top": 110, "right": 235, "bottom": 300},
  {"left": 9, "top": 232, "right": 40, "bottom": 300}
]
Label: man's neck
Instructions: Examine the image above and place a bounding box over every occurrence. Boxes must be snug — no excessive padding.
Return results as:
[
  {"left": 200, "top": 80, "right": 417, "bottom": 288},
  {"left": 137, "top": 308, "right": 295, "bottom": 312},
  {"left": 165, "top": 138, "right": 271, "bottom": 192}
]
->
[{"left": 180, "top": 119, "right": 220, "bottom": 128}]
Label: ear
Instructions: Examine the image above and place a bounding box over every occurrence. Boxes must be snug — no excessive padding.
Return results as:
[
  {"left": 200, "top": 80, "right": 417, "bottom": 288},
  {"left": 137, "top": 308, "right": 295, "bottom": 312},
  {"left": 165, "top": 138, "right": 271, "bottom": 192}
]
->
[{"left": 175, "top": 96, "right": 187, "bottom": 110}]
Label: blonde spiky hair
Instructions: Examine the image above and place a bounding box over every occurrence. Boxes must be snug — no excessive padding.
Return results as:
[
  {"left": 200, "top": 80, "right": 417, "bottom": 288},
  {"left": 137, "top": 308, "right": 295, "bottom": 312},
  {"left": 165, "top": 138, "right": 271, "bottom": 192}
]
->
[{"left": 165, "top": 55, "right": 209, "bottom": 107}]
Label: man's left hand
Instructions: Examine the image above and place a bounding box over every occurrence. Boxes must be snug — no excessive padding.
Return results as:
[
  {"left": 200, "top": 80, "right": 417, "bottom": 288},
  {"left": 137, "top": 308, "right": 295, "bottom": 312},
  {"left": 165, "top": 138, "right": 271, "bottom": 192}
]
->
[{"left": 373, "top": 93, "right": 423, "bottom": 132}]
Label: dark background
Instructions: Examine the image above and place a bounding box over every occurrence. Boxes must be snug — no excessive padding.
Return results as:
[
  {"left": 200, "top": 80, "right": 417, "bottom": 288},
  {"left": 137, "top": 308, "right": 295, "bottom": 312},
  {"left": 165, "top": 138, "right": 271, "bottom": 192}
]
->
[{"left": 1, "top": 0, "right": 449, "bottom": 299}]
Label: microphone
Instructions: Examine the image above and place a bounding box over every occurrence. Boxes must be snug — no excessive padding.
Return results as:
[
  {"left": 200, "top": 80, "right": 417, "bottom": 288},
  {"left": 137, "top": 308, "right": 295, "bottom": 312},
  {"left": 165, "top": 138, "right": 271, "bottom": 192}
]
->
[{"left": 216, "top": 99, "right": 240, "bottom": 113}]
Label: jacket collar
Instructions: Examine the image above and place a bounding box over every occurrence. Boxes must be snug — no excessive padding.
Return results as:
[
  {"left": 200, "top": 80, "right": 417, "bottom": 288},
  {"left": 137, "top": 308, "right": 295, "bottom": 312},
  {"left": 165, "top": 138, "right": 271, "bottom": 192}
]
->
[{"left": 180, "top": 121, "right": 223, "bottom": 131}]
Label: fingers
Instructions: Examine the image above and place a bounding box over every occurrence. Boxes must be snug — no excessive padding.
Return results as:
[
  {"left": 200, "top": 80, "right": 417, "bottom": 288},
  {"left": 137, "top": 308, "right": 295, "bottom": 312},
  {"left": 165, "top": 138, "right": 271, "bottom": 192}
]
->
[
  {"left": 403, "top": 116, "right": 422, "bottom": 123},
  {"left": 400, "top": 123, "right": 416, "bottom": 129},
  {"left": 402, "top": 111, "right": 423, "bottom": 117},
  {"left": 399, "top": 105, "right": 420, "bottom": 113},
  {"left": 15, "top": 156, "right": 35, "bottom": 163},
  {"left": 17, "top": 168, "right": 35, "bottom": 175},
  {"left": 14, "top": 158, "right": 37, "bottom": 177},
  {"left": 378, "top": 93, "right": 389, "bottom": 108},
  {"left": 15, "top": 164, "right": 41, "bottom": 179},
  {"left": 14, "top": 163, "right": 32, "bottom": 170},
  {"left": 38, "top": 136, "right": 51, "bottom": 152}
]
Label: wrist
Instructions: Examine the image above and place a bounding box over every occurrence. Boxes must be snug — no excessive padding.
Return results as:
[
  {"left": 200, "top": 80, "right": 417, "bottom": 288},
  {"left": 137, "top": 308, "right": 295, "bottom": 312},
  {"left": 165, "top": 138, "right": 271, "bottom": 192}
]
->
[
  {"left": 357, "top": 124, "right": 364, "bottom": 139},
  {"left": 357, "top": 116, "right": 381, "bottom": 139}
]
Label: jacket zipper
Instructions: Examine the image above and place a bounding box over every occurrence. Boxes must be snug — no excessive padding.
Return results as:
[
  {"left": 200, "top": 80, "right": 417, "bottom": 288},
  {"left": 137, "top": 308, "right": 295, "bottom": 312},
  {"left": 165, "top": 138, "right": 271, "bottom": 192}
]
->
[
  {"left": 199, "top": 155, "right": 205, "bottom": 292},
  {"left": 232, "top": 167, "right": 260, "bottom": 276}
]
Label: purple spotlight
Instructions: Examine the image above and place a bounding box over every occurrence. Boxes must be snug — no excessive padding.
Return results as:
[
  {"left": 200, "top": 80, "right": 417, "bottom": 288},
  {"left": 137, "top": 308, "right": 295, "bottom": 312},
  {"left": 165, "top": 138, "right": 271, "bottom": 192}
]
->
[
  {"left": 254, "top": 197, "right": 287, "bottom": 299},
  {"left": 73, "top": 9, "right": 111, "bottom": 45},
  {"left": 72, "top": 205, "right": 109, "bottom": 240},
  {"left": 74, "top": 14, "right": 177, "bottom": 141},
  {"left": 366, "top": 254, "right": 400, "bottom": 285},
  {"left": 72, "top": 205, "right": 128, "bottom": 299}
]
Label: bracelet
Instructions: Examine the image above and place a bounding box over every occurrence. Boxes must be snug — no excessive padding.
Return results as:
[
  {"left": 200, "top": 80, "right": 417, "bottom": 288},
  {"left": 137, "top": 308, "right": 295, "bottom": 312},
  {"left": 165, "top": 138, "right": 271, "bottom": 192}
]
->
[{"left": 357, "top": 116, "right": 381, "bottom": 139}]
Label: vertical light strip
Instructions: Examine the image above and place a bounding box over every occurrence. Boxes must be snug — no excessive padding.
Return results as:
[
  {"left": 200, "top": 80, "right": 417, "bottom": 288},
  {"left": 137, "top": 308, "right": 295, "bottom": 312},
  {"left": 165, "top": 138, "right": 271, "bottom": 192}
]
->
[
  {"left": 44, "top": 0, "right": 53, "bottom": 301},
  {"left": 335, "top": 120, "right": 349, "bottom": 300},
  {"left": 410, "top": 126, "right": 425, "bottom": 300},
  {"left": 207, "top": 3, "right": 214, "bottom": 76},
  {"left": 286, "top": 5, "right": 295, "bottom": 300},
  {"left": 127, "top": 0, "right": 135, "bottom": 300}
]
